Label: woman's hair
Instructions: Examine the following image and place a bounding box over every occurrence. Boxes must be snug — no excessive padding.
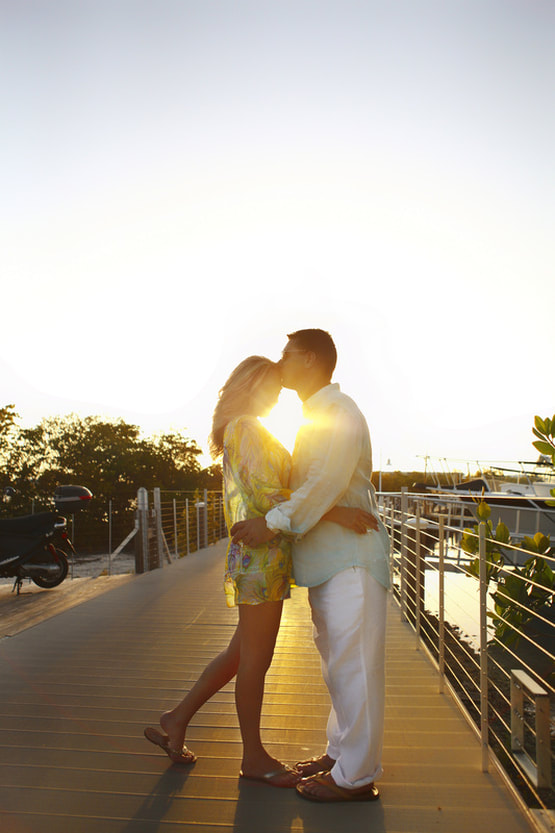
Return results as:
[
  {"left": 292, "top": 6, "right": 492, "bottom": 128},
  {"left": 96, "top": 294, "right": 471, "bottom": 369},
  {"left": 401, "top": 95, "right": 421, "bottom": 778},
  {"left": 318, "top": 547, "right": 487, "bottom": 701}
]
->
[{"left": 209, "top": 356, "right": 280, "bottom": 457}]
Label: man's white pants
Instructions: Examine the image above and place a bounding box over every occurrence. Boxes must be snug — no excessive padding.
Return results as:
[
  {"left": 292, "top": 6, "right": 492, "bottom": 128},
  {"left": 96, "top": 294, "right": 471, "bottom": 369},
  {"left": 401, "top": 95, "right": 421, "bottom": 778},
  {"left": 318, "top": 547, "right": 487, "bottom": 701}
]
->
[{"left": 308, "top": 566, "right": 387, "bottom": 789}]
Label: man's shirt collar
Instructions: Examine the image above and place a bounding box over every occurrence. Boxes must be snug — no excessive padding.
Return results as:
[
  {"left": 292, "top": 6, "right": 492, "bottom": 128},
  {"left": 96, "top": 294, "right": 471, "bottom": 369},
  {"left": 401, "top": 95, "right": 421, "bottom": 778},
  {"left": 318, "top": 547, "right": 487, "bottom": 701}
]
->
[{"left": 303, "top": 383, "right": 340, "bottom": 415}]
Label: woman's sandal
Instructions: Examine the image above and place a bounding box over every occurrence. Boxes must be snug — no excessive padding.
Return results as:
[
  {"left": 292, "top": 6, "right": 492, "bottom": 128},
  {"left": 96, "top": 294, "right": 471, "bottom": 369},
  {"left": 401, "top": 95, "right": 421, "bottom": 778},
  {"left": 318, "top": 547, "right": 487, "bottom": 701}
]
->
[
  {"left": 239, "top": 764, "right": 301, "bottom": 788},
  {"left": 143, "top": 727, "right": 196, "bottom": 765}
]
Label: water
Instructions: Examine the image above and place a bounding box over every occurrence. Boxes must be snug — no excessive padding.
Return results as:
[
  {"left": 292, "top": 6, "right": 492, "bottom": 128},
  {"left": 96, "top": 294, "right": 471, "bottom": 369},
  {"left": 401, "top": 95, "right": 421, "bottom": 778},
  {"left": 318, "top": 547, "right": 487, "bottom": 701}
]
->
[{"left": 423, "top": 569, "right": 492, "bottom": 648}]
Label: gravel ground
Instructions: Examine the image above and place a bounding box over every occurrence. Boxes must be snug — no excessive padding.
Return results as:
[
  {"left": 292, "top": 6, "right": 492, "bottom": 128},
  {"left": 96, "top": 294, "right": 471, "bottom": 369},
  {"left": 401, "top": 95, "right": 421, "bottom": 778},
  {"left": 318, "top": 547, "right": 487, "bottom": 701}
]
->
[
  {"left": 0, "top": 552, "right": 136, "bottom": 585},
  {"left": 68, "top": 552, "right": 137, "bottom": 579}
]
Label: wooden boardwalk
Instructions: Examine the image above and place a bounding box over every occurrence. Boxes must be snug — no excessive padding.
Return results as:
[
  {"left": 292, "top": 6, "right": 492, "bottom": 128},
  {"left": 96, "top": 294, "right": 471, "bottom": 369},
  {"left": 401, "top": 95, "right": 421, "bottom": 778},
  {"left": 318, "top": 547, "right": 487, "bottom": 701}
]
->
[{"left": 0, "top": 540, "right": 535, "bottom": 833}]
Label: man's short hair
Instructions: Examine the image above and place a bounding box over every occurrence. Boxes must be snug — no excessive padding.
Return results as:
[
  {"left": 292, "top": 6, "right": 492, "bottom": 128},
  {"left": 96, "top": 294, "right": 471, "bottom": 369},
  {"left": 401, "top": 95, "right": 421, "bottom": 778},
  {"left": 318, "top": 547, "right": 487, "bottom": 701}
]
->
[{"left": 287, "top": 328, "right": 337, "bottom": 377}]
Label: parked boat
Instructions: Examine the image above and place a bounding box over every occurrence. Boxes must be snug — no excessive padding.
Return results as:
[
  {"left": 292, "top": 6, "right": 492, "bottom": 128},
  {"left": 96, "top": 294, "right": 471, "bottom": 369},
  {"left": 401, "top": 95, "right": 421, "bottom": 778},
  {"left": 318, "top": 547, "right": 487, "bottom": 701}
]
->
[{"left": 415, "top": 457, "right": 555, "bottom": 539}]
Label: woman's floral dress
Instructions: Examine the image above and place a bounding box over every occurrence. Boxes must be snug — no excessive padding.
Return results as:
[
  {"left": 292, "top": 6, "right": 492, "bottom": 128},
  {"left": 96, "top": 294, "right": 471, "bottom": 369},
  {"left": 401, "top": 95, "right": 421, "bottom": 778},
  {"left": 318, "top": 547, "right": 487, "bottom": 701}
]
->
[{"left": 222, "top": 415, "right": 292, "bottom": 607}]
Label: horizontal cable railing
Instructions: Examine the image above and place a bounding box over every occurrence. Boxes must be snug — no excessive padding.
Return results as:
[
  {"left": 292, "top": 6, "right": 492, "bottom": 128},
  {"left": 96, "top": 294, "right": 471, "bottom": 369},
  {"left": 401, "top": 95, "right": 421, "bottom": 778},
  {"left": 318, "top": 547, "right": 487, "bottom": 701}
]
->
[
  {"left": 135, "top": 488, "right": 226, "bottom": 572},
  {"left": 380, "top": 490, "right": 554, "bottom": 821},
  {"left": 0, "top": 489, "right": 227, "bottom": 562},
  {"left": 158, "top": 489, "right": 226, "bottom": 557}
]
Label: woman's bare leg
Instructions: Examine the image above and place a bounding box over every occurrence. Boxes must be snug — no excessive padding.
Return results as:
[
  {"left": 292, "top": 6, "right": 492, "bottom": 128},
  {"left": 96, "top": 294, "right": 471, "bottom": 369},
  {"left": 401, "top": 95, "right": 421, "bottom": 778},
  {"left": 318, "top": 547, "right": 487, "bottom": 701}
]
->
[
  {"left": 157, "top": 599, "right": 294, "bottom": 783},
  {"left": 159, "top": 625, "right": 241, "bottom": 753},
  {"left": 235, "top": 600, "right": 287, "bottom": 776}
]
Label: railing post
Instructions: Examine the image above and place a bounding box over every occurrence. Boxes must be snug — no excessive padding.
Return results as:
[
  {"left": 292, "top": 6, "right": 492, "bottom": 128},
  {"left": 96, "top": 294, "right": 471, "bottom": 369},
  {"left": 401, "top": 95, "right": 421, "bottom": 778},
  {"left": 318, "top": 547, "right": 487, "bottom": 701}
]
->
[
  {"left": 173, "top": 498, "right": 179, "bottom": 558},
  {"left": 107, "top": 498, "right": 112, "bottom": 576},
  {"left": 385, "top": 496, "right": 394, "bottom": 589},
  {"left": 400, "top": 487, "right": 408, "bottom": 621},
  {"left": 136, "top": 487, "right": 149, "bottom": 574},
  {"left": 153, "top": 487, "right": 163, "bottom": 569},
  {"left": 510, "top": 669, "right": 552, "bottom": 788},
  {"left": 438, "top": 515, "right": 445, "bottom": 694},
  {"left": 204, "top": 488, "right": 209, "bottom": 547},
  {"left": 185, "top": 498, "right": 190, "bottom": 554},
  {"left": 108, "top": 499, "right": 112, "bottom": 557},
  {"left": 415, "top": 506, "right": 421, "bottom": 650},
  {"left": 479, "top": 521, "right": 489, "bottom": 772}
]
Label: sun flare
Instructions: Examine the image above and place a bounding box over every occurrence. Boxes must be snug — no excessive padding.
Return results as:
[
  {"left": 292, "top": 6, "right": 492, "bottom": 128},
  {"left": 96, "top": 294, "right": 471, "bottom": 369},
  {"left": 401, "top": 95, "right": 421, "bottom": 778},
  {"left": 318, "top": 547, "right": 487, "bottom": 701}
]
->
[{"left": 261, "top": 389, "right": 304, "bottom": 454}]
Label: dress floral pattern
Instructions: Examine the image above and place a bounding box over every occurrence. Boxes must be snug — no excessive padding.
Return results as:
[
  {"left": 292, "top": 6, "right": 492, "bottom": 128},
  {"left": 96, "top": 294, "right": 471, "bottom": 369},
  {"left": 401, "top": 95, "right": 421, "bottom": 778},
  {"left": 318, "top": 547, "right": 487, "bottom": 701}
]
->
[{"left": 222, "top": 415, "right": 292, "bottom": 607}]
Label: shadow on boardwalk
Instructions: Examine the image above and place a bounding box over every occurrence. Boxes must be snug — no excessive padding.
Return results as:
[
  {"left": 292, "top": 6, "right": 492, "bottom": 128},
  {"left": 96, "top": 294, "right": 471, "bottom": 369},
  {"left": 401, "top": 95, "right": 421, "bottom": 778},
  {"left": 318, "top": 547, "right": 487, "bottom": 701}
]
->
[{"left": 0, "top": 540, "right": 532, "bottom": 832}]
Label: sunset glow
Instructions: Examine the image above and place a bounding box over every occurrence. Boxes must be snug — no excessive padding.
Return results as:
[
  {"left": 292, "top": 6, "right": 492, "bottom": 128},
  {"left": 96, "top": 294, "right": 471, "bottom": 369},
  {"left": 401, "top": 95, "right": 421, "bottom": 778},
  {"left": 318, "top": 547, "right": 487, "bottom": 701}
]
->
[{"left": 1, "top": 2, "right": 553, "bottom": 472}]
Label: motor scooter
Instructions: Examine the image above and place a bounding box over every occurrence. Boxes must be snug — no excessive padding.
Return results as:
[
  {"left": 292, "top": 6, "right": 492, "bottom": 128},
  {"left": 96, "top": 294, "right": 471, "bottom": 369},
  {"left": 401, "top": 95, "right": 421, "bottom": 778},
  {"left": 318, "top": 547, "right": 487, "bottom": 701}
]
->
[{"left": 0, "top": 485, "right": 92, "bottom": 594}]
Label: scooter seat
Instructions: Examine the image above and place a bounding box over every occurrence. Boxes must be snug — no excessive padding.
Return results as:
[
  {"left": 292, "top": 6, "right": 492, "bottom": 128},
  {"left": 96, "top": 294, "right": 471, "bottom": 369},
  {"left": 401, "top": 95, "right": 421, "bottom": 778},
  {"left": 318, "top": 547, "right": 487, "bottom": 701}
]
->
[{"left": 0, "top": 511, "right": 63, "bottom": 536}]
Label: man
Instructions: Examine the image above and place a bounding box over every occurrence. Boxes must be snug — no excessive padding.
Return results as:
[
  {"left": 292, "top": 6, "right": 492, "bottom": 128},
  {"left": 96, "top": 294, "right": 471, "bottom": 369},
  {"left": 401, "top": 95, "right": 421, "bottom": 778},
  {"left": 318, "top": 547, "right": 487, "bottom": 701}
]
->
[{"left": 231, "top": 328, "right": 390, "bottom": 803}]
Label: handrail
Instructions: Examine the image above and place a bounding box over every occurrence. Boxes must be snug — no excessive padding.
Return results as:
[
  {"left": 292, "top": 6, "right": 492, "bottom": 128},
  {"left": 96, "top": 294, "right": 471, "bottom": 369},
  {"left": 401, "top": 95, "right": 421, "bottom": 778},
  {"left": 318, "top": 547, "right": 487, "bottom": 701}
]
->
[{"left": 380, "top": 489, "right": 554, "bottom": 821}]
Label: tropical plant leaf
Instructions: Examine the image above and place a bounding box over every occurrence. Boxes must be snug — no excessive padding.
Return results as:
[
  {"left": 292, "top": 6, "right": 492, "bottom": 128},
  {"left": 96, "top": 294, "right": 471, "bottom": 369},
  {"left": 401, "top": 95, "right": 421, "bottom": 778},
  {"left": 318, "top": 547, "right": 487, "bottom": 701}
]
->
[
  {"left": 494, "top": 520, "right": 510, "bottom": 543},
  {"left": 532, "top": 440, "right": 554, "bottom": 456},
  {"left": 533, "top": 532, "right": 550, "bottom": 552},
  {"left": 466, "top": 558, "right": 479, "bottom": 579},
  {"left": 477, "top": 501, "right": 491, "bottom": 521},
  {"left": 535, "top": 415, "right": 547, "bottom": 434}
]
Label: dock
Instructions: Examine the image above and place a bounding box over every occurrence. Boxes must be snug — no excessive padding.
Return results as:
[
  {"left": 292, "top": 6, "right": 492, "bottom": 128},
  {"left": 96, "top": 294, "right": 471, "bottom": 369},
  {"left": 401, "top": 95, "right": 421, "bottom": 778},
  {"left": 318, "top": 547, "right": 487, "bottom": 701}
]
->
[{"left": 0, "top": 540, "right": 535, "bottom": 832}]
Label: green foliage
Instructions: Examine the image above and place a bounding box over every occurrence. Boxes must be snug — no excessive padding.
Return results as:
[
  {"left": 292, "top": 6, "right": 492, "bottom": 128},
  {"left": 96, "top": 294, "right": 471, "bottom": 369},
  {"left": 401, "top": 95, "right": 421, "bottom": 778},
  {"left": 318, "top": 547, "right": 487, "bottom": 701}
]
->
[
  {"left": 197, "top": 463, "right": 223, "bottom": 490},
  {"left": 490, "top": 553, "right": 554, "bottom": 648},
  {"left": 462, "top": 416, "right": 555, "bottom": 650},
  {"left": 462, "top": 503, "right": 555, "bottom": 649},
  {"left": 532, "top": 413, "right": 555, "bottom": 506},
  {"left": 0, "top": 404, "right": 19, "bottom": 440},
  {"left": 521, "top": 531, "right": 551, "bottom": 556},
  {"left": 476, "top": 500, "right": 490, "bottom": 522},
  {"left": 0, "top": 404, "right": 219, "bottom": 552},
  {"left": 462, "top": 501, "right": 511, "bottom": 582},
  {"left": 0, "top": 404, "right": 21, "bottom": 485}
]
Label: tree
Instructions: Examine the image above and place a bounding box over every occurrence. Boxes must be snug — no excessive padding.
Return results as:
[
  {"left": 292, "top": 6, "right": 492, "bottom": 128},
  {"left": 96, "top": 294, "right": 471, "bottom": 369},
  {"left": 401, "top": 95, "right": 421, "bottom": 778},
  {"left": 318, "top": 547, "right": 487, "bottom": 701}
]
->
[
  {"left": 0, "top": 404, "right": 20, "bottom": 489},
  {"left": 197, "top": 463, "right": 223, "bottom": 490},
  {"left": 12, "top": 414, "right": 206, "bottom": 505},
  {"left": 0, "top": 404, "right": 19, "bottom": 443},
  {"left": 0, "top": 408, "right": 217, "bottom": 551}
]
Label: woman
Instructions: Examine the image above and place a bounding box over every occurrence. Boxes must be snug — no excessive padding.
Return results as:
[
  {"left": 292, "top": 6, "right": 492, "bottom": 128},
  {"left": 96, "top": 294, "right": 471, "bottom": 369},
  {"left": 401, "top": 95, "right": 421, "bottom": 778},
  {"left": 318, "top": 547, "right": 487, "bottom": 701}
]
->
[{"left": 144, "top": 356, "right": 370, "bottom": 787}]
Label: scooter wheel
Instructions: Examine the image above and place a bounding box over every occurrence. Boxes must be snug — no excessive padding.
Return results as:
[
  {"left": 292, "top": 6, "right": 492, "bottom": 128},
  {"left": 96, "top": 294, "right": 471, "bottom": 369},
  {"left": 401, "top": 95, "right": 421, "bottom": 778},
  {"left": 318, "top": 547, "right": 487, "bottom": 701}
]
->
[{"left": 32, "top": 548, "right": 69, "bottom": 589}]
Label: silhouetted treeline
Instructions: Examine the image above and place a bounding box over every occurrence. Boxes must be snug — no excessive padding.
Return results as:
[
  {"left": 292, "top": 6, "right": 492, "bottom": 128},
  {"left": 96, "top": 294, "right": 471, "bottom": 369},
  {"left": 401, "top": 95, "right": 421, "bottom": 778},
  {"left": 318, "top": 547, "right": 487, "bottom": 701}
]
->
[
  {"left": 371, "top": 470, "right": 452, "bottom": 492},
  {"left": 0, "top": 404, "right": 222, "bottom": 553}
]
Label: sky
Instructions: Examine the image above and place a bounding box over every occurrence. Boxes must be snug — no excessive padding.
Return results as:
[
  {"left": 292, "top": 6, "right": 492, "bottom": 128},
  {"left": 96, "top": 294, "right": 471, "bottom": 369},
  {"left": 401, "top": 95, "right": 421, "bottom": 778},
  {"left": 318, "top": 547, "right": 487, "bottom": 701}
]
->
[{"left": 1, "top": 0, "right": 554, "bottom": 473}]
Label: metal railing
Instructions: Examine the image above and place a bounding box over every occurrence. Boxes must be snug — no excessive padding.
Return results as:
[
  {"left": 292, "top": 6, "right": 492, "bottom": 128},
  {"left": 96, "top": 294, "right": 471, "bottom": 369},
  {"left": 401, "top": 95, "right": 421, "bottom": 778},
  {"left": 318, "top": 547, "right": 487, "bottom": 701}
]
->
[
  {"left": 135, "top": 488, "right": 226, "bottom": 572},
  {"left": 0, "top": 489, "right": 227, "bottom": 563},
  {"left": 380, "top": 489, "right": 554, "bottom": 827}
]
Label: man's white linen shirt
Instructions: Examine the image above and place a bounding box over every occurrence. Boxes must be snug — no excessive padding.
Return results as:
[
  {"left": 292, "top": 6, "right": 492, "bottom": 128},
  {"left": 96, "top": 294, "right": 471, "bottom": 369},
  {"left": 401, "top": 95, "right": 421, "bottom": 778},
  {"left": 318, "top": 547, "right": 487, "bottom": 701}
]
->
[{"left": 265, "top": 383, "right": 391, "bottom": 590}]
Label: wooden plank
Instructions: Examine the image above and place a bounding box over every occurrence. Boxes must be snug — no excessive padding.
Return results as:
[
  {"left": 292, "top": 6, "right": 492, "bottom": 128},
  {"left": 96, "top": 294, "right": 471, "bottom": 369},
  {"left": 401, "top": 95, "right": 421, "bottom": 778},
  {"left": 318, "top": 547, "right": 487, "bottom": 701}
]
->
[{"left": 0, "top": 540, "right": 534, "bottom": 833}]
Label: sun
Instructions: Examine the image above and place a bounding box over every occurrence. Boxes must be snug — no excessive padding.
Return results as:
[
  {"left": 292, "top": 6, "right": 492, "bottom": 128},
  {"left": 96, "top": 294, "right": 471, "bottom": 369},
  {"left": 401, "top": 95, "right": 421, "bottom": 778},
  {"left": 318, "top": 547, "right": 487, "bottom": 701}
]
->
[{"left": 261, "top": 389, "right": 304, "bottom": 453}]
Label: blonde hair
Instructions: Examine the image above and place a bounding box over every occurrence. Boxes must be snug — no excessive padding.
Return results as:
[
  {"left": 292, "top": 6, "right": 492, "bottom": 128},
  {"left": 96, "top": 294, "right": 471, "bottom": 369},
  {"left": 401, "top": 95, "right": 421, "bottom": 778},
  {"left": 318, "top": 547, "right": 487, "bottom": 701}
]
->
[{"left": 209, "top": 356, "right": 280, "bottom": 457}]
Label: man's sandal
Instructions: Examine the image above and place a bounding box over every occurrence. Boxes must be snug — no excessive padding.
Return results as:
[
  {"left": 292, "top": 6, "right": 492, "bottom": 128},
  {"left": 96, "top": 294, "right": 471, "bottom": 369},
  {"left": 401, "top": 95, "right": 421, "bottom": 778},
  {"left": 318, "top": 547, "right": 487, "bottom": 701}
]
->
[
  {"left": 296, "top": 772, "right": 380, "bottom": 803},
  {"left": 294, "top": 754, "right": 335, "bottom": 777}
]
